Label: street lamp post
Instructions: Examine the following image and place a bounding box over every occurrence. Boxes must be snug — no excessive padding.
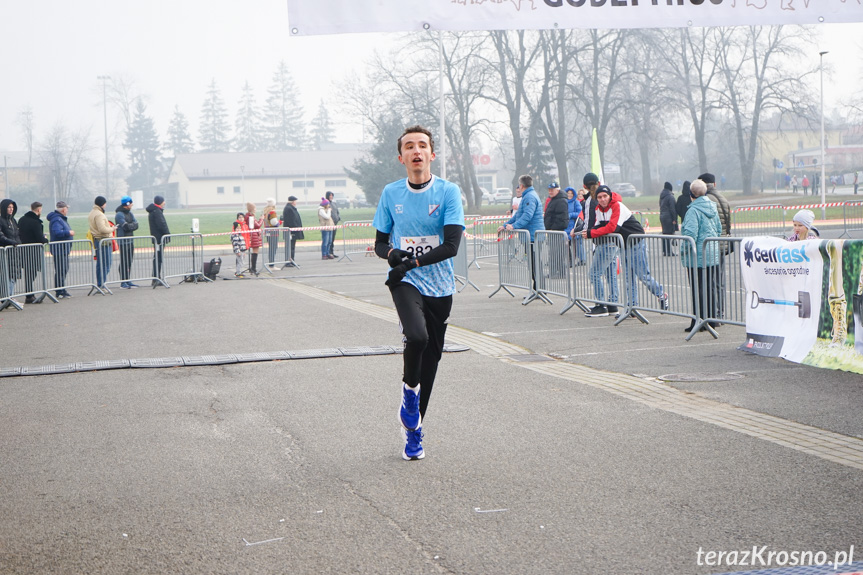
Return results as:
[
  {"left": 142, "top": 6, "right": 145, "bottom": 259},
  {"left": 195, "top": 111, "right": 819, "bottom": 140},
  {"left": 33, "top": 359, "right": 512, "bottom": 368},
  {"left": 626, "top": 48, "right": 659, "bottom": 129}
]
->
[
  {"left": 819, "top": 51, "right": 828, "bottom": 220},
  {"left": 97, "top": 75, "right": 111, "bottom": 198},
  {"left": 240, "top": 165, "right": 245, "bottom": 205}
]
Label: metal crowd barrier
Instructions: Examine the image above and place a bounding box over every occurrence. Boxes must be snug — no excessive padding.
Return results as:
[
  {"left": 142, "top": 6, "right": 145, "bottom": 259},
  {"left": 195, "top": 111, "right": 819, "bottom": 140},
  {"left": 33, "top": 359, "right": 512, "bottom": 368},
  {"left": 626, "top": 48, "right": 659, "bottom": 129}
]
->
[
  {"left": 689, "top": 237, "right": 746, "bottom": 340},
  {"left": 48, "top": 239, "right": 101, "bottom": 296},
  {"left": 488, "top": 229, "right": 542, "bottom": 304},
  {"left": 467, "top": 216, "right": 509, "bottom": 269},
  {"left": 731, "top": 205, "right": 785, "bottom": 237},
  {"left": 534, "top": 230, "right": 571, "bottom": 309},
  {"left": 569, "top": 233, "right": 625, "bottom": 316},
  {"left": 338, "top": 221, "right": 375, "bottom": 261},
  {"left": 262, "top": 228, "right": 294, "bottom": 271},
  {"left": 619, "top": 234, "right": 697, "bottom": 326},
  {"left": 453, "top": 232, "right": 478, "bottom": 292},
  {"left": 841, "top": 201, "right": 863, "bottom": 238},
  {"left": 160, "top": 233, "right": 207, "bottom": 285},
  {"left": 97, "top": 236, "right": 161, "bottom": 294},
  {"left": 0, "top": 243, "right": 58, "bottom": 310}
]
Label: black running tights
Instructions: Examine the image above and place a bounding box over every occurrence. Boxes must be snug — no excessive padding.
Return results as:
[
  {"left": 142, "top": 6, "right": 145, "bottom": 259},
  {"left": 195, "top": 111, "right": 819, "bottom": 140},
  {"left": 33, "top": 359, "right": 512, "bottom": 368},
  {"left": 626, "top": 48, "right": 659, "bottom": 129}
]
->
[{"left": 389, "top": 282, "right": 452, "bottom": 420}]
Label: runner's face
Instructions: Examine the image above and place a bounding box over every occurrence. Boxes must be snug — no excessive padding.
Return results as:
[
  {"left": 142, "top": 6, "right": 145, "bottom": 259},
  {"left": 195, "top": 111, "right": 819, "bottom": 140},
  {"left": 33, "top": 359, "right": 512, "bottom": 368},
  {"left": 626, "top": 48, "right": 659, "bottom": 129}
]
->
[{"left": 399, "top": 133, "right": 435, "bottom": 178}]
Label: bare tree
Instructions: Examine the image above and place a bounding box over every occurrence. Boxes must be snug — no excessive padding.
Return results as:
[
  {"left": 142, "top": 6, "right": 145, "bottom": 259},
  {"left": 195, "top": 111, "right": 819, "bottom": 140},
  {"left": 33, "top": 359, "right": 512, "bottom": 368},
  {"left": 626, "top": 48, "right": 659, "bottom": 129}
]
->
[
  {"left": 16, "top": 106, "right": 35, "bottom": 182},
  {"left": 714, "top": 26, "right": 816, "bottom": 195},
  {"left": 38, "top": 123, "right": 95, "bottom": 201}
]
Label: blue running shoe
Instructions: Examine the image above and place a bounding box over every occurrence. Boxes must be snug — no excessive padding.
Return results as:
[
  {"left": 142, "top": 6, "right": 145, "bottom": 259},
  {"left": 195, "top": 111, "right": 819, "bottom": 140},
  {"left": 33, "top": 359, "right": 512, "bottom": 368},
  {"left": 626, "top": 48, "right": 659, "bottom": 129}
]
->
[
  {"left": 399, "top": 384, "right": 421, "bottom": 431},
  {"left": 402, "top": 427, "right": 424, "bottom": 461}
]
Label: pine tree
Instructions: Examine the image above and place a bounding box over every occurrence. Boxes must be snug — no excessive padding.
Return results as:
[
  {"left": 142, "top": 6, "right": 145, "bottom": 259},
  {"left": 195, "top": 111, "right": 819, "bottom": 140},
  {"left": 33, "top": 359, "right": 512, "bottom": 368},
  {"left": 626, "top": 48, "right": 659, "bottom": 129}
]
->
[
  {"left": 234, "top": 80, "right": 262, "bottom": 152},
  {"left": 165, "top": 105, "right": 195, "bottom": 157},
  {"left": 344, "top": 115, "right": 406, "bottom": 206},
  {"left": 524, "top": 118, "right": 555, "bottom": 190},
  {"left": 198, "top": 79, "right": 231, "bottom": 152},
  {"left": 309, "top": 99, "right": 335, "bottom": 150},
  {"left": 124, "top": 98, "right": 162, "bottom": 190},
  {"left": 262, "top": 61, "right": 306, "bottom": 151}
]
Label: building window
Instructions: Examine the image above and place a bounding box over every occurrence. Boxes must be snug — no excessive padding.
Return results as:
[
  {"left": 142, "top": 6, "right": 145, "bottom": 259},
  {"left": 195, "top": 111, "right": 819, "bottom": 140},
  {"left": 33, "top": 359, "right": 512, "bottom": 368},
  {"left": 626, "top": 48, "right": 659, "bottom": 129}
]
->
[
  {"left": 324, "top": 179, "right": 347, "bottom": 187},
  {"left": 233, "top": 186, "right": 241, "bottom": 194},
  {"left": 293, "top": 180, "right": 314, "bottom": 188},
  {"left": 217, "top": 186, "right": 225, "bottom": 194},
  {"left": 477, "top": 176, "right": 493, "bottom": 190}
]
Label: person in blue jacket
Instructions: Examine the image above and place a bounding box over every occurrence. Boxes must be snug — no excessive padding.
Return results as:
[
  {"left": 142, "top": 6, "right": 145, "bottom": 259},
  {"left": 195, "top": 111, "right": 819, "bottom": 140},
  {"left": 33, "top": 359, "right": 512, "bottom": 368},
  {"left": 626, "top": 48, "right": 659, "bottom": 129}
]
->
[
  {"left": 499, "top": 174, "right": 544, "bottom": 241},
  {"left": 47, "top": 201, "right": 74, "bottom": 298}
]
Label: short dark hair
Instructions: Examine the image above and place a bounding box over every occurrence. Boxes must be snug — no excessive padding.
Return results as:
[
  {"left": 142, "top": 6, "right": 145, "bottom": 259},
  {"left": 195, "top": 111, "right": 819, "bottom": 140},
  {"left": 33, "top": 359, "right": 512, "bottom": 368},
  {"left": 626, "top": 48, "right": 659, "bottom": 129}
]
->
[
  {"left": 518, "top": 174, "right": 533, "bottom": 188},
  {"left": 31, "top": 201, "right": 42, "bottom": 210},
  {"left": 397, "top": 125, "right": 435, "bottom": 155}
]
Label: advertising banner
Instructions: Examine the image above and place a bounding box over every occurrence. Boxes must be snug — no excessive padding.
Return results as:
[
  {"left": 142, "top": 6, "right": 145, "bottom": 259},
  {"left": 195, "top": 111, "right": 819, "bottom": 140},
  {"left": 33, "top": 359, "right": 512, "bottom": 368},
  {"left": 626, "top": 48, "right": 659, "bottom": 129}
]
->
[
  {"left": 286, "top": 0, "right": 863, "bottom": 36},
  {"left": 740, "top": 237, "right": 863, "bottom": 374}
]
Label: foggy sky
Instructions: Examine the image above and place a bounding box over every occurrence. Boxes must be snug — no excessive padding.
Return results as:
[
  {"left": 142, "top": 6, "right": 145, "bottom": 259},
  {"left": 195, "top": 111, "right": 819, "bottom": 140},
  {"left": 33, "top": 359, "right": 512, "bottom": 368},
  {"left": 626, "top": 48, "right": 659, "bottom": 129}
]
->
[{"left": 1, "top": 0, "right": 861, "bottom": 154}]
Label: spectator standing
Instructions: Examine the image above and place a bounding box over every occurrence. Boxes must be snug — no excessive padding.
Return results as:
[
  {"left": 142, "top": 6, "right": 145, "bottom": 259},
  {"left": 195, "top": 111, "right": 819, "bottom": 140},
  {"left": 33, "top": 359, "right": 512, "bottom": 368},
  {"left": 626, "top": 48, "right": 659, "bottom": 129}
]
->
[
  {"left": 659, "top": 181, "right": 678, "bottom": 256},
  {"left": 317, "top": 198, "right": 335, "bottom": 260},
  {"left": 88, "top": 196, "right": 114, "bottom": 289},
  {"left": 231, "top": 213, "right": 250, "bottom": 276},
  {"left": 115, "top": 196, "right": 140, "bottom": 288},
  {"left": 146, "top": 195, "right": 170, "bottom": 285},
  {"left": 325, "top": 191, "right": 341, "bottom": 259},
  {"left": 802, "top": 175, "right": 810, "bottom": 195},
  {"left": 508, "top": 186, "right": 522, "bottom": 216},
  {"left": 281, "top": 196, "right": 304, "bottom": 267},
  {"left": 680, "top": 179, "right": 722, "bottom": 333},
  {"left": 499, "top": 175, "right": 544, "bottom": 295},
  {"left": 791, "top": 175, "right": 798, "bottom": 194},
  {"left": 244, "top": 202, "right": 263, "bottom": 275},
  {"left": 676, "top": 180, "right": 692, "bottom": 226},
  {"left": 262, "top": 197, "right": 280, "bottom": 267},
  {"left": 47, "top": 201, "right": 74, "bottom": 298},
  {"left": 18, "top": 201, "right": 49, "bottom": 303},
  {"left": 372, "top": 125, "right": 465, "bottom": 461},
  {"left": 699, "top": 172, "right": 731, "bottom": 322},
  {"left": 0, "top": 199, "right": 22, "bottom": 306},
  {"left": 564, "top": 187, "right": 584, "bottom": 265},
  {"left": 544, "top": 182, "right": 569, "bottom": 278},
  {"left": 854, "top": 171, "right": 859, "bottom": 195}
]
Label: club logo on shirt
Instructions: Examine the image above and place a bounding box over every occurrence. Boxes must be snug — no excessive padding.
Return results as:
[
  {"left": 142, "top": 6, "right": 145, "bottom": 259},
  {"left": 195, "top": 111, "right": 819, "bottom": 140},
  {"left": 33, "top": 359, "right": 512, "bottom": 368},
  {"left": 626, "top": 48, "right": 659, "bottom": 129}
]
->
[
  {"left": 428, "top": 204, "right": 440, "bottom": 216},
  {"left": 395, "top": 204, "right": 403, "bottom": 214}
]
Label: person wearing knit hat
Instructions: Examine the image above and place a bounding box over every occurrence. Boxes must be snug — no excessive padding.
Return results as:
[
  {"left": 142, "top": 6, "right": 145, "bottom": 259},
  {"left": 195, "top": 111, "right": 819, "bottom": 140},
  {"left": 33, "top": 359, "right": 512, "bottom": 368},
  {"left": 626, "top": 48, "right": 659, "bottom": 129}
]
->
[
  {"left": 787, "top": 209, "right": 819, "bottom": 241},
  {"left": 88, "top": 195, "right": 114, "bottom": 288},
  {"left": 659, "top": 181, "right": 677, "bottom": 256},
  {"left": 281, "top": 196, "right": 304, "bottom": 267},
  {"left": 262, "top": 197, "right": 280, "bottom": 266},
  {"left": 147, "top": 195, "right": 171, "bottom": 285},
  {"left": 325, "top": 191, "right": 342, "bottom": 258},
  {"left": 317, "top": 198, "right": 335, "bottom": 260},
  {"left": 115, "top": 195, "right": 140, "bottom": 288},
  {"left": 244, "top": 201, "right": 264, "bottom": 275}
]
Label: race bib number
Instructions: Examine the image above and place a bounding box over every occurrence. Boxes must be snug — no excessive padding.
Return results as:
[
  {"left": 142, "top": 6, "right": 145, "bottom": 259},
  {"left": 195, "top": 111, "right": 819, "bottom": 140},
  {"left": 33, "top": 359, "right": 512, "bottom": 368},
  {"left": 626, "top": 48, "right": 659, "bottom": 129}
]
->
[{"left": 400, "top": 235, "right": 439, "bottom": 257}]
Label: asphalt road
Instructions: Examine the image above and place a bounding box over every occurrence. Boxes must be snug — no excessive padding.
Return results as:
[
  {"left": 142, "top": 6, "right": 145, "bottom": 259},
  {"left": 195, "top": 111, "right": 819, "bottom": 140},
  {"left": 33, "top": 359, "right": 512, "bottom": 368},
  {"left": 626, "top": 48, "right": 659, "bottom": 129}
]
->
[{"left": 1, "top": 250, "right": 861, "bottom": 575}]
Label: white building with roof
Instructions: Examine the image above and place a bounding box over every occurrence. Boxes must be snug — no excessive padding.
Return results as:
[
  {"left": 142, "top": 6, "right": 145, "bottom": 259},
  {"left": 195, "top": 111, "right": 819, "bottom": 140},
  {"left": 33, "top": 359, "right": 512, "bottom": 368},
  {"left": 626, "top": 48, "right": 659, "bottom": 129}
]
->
[{"left": 166, "top": 146, "right": 368, "bottom": 208}]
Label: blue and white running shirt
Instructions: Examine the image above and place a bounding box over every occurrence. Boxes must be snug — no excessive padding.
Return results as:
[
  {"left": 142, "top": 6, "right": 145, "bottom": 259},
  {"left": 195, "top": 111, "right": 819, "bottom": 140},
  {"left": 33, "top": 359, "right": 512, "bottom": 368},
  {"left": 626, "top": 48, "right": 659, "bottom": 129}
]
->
[{"left": 373, "top": 175, "right": 465, "bottom": 297}]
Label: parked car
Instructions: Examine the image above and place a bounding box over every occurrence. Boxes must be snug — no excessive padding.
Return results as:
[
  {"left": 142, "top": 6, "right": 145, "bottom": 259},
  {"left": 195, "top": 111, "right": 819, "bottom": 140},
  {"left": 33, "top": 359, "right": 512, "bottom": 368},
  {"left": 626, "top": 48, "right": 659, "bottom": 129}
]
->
[
  {"left": 480, "top": 188, "right": 492, "bottom": 204},
  {"left": 611, "top": 183, "right": 638, "bottom": 197},
  {"left": 331, "top": 192, "right": 351, "bottom": 209},
  {"left": 490, "top": 187, "right": 513, "bottom": 205},
  {"left": 353, "top": 193, "right": 371, "bottom": 208}
]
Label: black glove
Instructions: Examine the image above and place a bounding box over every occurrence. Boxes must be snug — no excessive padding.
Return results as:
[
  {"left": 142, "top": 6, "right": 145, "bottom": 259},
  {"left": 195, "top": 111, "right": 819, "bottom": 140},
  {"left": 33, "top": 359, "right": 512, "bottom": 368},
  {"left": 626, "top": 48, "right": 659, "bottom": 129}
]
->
[
  {"left": 387, "top": 248, "right": 413, "bottom": 268},
  {"left": 385, "top": 259, "right": 418, "bottom": 287}
]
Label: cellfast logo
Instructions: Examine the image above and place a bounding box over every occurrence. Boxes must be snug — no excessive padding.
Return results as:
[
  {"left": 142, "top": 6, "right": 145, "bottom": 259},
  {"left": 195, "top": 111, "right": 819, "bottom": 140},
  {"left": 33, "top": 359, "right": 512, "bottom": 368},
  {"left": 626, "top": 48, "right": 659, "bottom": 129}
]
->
[{"left": 743, "top": 241, "right": 811, "bottom": 268}]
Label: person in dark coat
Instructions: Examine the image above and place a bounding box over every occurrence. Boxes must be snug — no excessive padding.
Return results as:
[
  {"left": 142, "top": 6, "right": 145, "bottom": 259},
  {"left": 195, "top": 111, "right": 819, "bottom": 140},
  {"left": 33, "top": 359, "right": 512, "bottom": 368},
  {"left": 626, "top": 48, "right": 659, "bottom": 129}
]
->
[
  {"left": 676, "top": 180, "right": 692, "bottom": 226},
  {"left": 281, "top": 196, "right": 304, "bottom": 267},
  {"left": 17, "top": 201, "right": 49, "bottom": 303},
  {"left": 146, "top": 195, "right": 171, "bottom": 285},
  {"left": 47, "top": 201, "right": 74, "bottom": 298},
  {"left": 0, "top": 198, "right": 22, "bottom": 306},
  {"left": 115, "top": 195, "right": 140, "bottom": 288},
  {"left": 543, "top": 182, "right": 569, "bottom": 278},
  {"left": 659, "top": 182, "right": 678, "bottom": 256}
]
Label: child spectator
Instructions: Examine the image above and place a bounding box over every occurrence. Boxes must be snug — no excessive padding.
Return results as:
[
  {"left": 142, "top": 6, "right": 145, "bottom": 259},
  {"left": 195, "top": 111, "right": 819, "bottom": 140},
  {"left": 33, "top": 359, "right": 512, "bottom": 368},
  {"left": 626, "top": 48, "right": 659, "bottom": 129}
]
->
[
  {"left": 787, "top": 209, "right": 819, "bottom": 241},
  {"left": 231, "top": 212, "right": 250, "bottom": 277}
]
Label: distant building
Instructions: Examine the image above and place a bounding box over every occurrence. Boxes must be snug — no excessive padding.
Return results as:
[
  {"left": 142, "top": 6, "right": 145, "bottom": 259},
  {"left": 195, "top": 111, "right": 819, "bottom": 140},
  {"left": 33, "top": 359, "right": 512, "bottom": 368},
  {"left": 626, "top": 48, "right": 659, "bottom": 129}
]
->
[{"left": 166, "top": 147, "right": 370, "bottom": 208}]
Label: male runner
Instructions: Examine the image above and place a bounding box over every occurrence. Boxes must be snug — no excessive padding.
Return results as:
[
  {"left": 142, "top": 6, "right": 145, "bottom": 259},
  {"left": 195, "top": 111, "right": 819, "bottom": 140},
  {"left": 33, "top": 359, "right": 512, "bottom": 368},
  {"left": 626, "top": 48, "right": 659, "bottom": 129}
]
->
[{"left": 373, "top": 125, "right": 465, "bottom": 461}]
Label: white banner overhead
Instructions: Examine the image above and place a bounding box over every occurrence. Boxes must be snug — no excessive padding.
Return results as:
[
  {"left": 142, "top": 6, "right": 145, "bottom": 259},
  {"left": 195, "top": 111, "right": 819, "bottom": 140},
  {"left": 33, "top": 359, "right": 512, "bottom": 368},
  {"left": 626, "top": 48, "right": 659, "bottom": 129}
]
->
[{"left": 286, "top": 0, "right": 863, "bottom": 36}]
